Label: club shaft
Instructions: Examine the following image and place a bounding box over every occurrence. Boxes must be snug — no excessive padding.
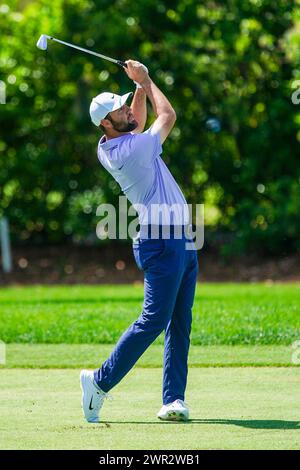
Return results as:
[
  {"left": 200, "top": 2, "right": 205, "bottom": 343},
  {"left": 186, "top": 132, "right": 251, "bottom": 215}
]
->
[{"left": 47, "top": 36, "right": 126, "bottom": 67}]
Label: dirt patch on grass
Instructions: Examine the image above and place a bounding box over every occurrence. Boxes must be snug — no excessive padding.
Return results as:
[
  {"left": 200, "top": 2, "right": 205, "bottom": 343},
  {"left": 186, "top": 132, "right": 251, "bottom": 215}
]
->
[{"left": 1, "top": 244, "right": 300, "bottom": 285}]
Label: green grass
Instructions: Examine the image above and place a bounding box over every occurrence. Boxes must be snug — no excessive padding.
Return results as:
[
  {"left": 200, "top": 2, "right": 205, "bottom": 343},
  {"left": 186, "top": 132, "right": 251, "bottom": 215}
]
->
[
  {"left": 1, "top": 284, "right": 299, "bottom": 449},
  {"left": 1, "top": 367, "right": 299, "bottom": 450},
  {"left": 1, "top": 344, "right": 298, "bottom": 368},
  {"left": 0, "top": 284, "right": 300, "bottom": 345}
]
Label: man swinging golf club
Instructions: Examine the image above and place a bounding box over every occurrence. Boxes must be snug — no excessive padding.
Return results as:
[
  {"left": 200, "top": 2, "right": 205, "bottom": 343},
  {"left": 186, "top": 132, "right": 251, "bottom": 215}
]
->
[{"left": 80, "top": 60, "right": 198, "bottom": 422}]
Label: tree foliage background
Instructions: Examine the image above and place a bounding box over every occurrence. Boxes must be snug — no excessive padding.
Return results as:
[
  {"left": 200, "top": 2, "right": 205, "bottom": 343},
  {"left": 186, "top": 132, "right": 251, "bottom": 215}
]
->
[{"left": 0, "top": 0, "right": 300, "bottom": 256}]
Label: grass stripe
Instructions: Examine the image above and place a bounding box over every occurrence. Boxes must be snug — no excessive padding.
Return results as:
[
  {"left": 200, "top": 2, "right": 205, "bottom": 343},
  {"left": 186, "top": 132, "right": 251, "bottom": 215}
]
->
[
  {"left": 0, "top": 344, "right": 298, "bottom": 368},
  {"left": 1, "top": 284, "right": 299, "bottom": 345}
]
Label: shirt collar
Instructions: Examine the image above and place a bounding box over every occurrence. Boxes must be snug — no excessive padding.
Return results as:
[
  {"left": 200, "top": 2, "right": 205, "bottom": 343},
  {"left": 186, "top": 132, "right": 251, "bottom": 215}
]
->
[{"left": 99, "top": 133, "right": 131, "bottom": 150}]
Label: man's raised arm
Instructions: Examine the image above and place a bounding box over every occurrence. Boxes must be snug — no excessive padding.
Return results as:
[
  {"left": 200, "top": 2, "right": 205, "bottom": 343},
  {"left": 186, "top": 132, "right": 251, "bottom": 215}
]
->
[
  {"left": 124, "top": 60, "right": 176, "bottom": 144},
  {"left": 130, "top": 87, "right": 147, "bottom": 134}
]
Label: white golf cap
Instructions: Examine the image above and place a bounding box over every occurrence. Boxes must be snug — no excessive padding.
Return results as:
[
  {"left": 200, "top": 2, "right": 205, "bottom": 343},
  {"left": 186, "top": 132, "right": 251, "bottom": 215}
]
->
[{"left": 89, "top": 91, "right": 133, "bottom": 126}]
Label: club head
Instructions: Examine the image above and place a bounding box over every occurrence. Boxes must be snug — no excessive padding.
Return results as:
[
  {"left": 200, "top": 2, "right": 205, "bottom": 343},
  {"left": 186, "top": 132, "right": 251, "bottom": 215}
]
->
[{"left": 36, "top": 34, "right": 48, "bottom": 50}]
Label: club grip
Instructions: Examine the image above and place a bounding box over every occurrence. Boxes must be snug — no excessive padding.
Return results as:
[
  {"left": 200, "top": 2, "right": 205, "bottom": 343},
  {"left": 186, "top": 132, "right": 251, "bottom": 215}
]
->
[{"left": 117, "top": 60, "right": 127, "bottom": 68}]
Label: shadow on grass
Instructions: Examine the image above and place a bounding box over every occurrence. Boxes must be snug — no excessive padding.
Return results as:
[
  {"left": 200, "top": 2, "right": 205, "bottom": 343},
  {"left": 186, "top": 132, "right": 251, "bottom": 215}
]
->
[
  {"left": 191, "top": 419, "right": 300, "bottom": 429},
  {"left": 0, "top": 297, "right": 143, "bottom": 306},
  {"left": 102, "top": 419, "right": 300, "bottom": 429}
]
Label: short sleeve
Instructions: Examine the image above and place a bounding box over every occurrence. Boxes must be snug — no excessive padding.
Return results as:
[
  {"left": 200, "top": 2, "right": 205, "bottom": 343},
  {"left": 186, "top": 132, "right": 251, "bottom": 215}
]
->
[
  {"left": 131, "top": 125, "right": 163, "bottom": 168},
  {"left": 97, "top": 143, "right": 126, "bottom": 171}
]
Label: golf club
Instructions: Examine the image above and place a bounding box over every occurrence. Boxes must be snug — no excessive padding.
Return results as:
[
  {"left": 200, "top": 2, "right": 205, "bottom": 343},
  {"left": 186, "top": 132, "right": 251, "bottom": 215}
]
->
[{"left": 36, "top": 34, "right": 127, "bottom": 68}]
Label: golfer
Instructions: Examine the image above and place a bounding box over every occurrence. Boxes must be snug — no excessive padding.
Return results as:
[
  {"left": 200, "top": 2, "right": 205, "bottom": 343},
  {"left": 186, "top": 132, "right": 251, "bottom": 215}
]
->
[{"left": 80, "top": 60, "right": 198, "bottom": 422}]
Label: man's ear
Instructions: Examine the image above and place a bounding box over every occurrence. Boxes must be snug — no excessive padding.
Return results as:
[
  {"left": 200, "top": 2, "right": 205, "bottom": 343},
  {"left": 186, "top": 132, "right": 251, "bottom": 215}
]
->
[{"left": 100, "top": 118, "right": 112, "bottom": 129}]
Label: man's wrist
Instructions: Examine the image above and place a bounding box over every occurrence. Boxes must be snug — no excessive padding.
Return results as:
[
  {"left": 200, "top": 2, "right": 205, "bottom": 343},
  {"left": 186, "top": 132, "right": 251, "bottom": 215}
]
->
[{"left": 140, "top": 77, "right": 152, "bottom": 88}]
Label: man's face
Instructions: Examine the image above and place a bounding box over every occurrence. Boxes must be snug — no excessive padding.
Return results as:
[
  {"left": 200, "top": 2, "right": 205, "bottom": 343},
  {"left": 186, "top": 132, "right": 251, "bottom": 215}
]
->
[{"left": 105, "top": 104, "right": 138, "bottom": 132}]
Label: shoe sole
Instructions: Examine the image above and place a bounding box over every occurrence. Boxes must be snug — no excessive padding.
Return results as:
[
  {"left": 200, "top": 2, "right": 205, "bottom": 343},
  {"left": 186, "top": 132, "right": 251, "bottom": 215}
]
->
[
  {"left": 80, "top": 370, "right": 86, "bottom": 408},
  {"left": 158, "top": 411, "right": 189, "bottom": 421}
]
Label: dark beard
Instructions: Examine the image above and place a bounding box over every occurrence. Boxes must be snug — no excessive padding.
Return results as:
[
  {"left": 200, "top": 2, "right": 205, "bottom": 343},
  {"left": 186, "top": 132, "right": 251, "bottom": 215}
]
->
[{"left": 111, "top": 119, "right": 138, "bottom": 133}]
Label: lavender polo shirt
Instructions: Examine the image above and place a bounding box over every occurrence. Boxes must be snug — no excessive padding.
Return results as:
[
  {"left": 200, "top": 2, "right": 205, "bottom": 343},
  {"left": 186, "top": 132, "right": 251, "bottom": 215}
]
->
[{"left": 97, "top": 125, "right": 189, "bottom": 226}]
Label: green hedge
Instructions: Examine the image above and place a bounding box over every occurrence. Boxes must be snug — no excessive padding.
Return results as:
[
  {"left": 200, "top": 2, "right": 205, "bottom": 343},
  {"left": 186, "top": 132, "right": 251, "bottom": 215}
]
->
[{"left": 1, "top": 0, "right": 300, "bottom": 255}]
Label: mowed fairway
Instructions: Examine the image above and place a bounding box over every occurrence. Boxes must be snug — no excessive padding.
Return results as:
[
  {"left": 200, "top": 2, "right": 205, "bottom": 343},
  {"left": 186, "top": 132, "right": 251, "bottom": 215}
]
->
[
  {"left": 0, "top": 284, "right": 300, "bottom": 449},
  {"left": 0, "top": 367, "right": 299, "bottom": 450}
]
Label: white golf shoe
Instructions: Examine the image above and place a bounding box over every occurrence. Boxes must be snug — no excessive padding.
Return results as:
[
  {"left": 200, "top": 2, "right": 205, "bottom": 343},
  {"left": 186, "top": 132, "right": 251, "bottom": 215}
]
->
[
  {"left": 157, "top": 399, "right": 189, "bottom": 421},
  {"left": 80, "top": 370, "right": 107, "bottom": 423}
]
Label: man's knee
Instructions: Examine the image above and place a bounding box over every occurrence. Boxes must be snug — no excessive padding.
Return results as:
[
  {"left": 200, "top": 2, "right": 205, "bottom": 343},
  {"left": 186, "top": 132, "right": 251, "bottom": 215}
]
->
[{"left": 135, "top": 310, "right": 170, "bottom": 335}]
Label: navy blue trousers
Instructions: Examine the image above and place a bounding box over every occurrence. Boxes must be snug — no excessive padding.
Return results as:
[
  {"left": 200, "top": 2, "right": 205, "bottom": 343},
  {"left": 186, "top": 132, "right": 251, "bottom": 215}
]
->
[{"left": 94, "top": 231, "right": 198, "bottom": 405}]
